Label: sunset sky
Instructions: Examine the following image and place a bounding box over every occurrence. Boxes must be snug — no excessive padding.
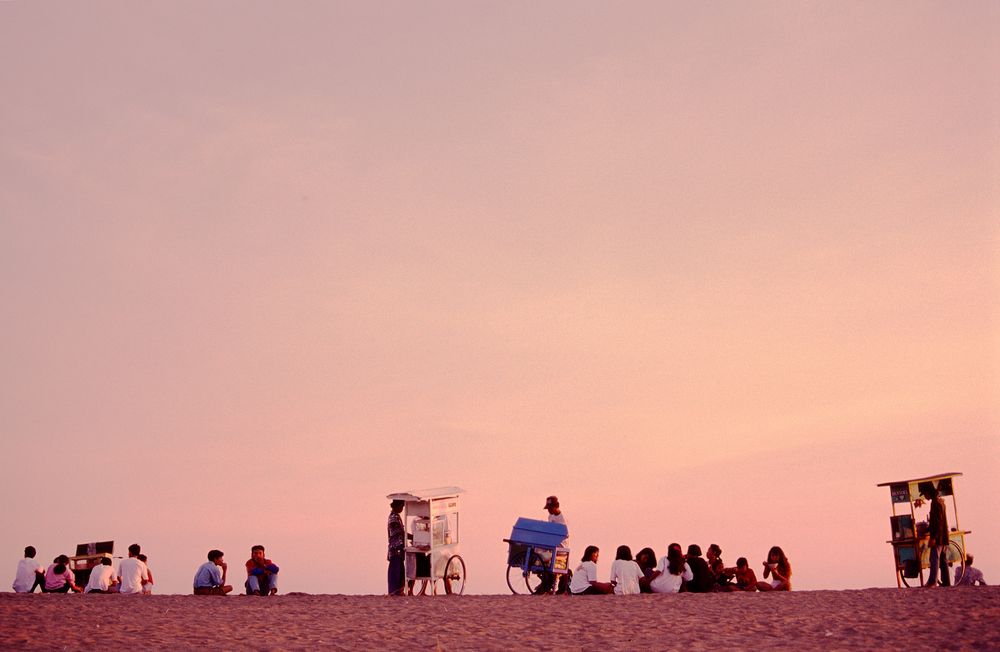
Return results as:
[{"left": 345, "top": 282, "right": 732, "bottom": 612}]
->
[{"left": 2, "top": 1, "right": 997, "bottom": 595}]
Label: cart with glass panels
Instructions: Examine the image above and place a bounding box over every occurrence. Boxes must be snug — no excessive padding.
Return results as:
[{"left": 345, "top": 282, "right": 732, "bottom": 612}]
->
[
  {"left": 503, "top": 517, "right": 570, "bottom": 594},
  {"left": 386, "top": 487, "right": 466, "bottom": 595},
  {"left": 876, "top": 472, "right": 971, "bottom": 587}
]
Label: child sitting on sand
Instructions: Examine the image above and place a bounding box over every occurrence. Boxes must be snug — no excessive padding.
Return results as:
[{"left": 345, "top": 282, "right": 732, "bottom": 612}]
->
[
  {"left": 724, "top": 557, "right": 758, "bottom": 592},
  {"left": 138, "top": 554, "right": 154, "bottom": 594},
  {"left": 609, "top": 545, "right": 644, "bottom": 595}
]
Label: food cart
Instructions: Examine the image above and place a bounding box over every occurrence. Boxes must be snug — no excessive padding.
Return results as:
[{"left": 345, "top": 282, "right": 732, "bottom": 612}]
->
[
  {"left": 68, "top": 540, "right": 114, "bottom": 587},
  {"left": 503, "top": 517, "right": 570, "bottom": 594},
  {"left": 386, "top": 487, "right": 466, "bottom": 595},
  {"left": 876, "top": 472, "right": 971, "bottom": 587}
]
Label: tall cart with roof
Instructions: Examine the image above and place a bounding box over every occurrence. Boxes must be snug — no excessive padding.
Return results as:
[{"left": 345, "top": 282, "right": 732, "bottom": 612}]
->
[
  {"left": 876, "top": 472, "right": 971, "bottom": 587},
  {"left": 386, "top": 487, "right": 466, "bottom": 595}
]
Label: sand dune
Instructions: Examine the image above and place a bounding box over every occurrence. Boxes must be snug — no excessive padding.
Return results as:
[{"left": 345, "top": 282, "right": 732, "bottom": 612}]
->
[{"left": 2, "top": 588, "right": 998, "bottom": 650}]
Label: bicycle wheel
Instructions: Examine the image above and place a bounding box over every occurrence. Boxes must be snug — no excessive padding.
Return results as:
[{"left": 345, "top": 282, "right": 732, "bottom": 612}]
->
[
  {"left": 444, "top": 555, "right": 466, "bottom": 595},
  {"left": 506, "top": 551, "right": 545, "bottom": 594},
  {"left": 948, "top": 540, "right": 965, "bottom": 585}
]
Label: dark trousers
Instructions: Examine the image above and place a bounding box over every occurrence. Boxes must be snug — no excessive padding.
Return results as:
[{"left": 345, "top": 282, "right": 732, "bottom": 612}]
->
[
  {"left": 30, "top": 573, "right": 44, "bottom": 593},
  {"left": 388, "top": 555, "right": 405, "bottom": 596},
  {"left": 43, "top": 582, "right": 71, "bottom": 593}
]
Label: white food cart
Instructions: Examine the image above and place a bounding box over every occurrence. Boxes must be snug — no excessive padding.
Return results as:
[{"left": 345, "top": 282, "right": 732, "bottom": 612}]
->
[{"left": 386, "top": 486, "right": 466, "bottom": 595}]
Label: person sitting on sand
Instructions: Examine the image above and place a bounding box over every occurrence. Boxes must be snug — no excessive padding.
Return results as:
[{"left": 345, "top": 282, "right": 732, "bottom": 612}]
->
[
  {"left": 757, "top": 546, "right": 792, "bottom": 591},
  {"left": 12, "top": 546, "right": 45, "bottom": 593},
  {"left": 706, "top": 543, "right": 728, "bottom": 589},
  {"left": 953, "top": 554, "right": 988, "bottom": 586},
  {"left": 43, "top": 555, "right": 82, "bottom": 593},
  {"left": 117, "top": 544, "right": 149, "bottom": 595},
  {"left": 137, "top": 554, "right": 154, "bottom": 594},
  {"left": 724, "top": 557, "right": 758, "bottom": 592},
  {"left": 684, "top": 544, "right": 714, "bottom": 593},
  {"left": 635, "top": 547, "right": 657, "bottom": 593},
  {"left": 194, "top": 549, "right": 233, "bottom": 595},
  {"left": 568, "top": 546, "right": 614, "bottom": 595},
  {"left": 85, "top": 557, "right": 119, "bottom": 594},
  {"left": 649, "top": 545, "right": 693, "bottom": 593},
  {"left": 609, "top": 545, "right": 644, "bottom": 595},
  {"left": 245, "top": 545, "right": 280, "bottom": 596}
]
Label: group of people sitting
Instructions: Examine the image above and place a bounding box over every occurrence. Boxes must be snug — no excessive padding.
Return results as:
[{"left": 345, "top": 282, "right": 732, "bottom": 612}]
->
[
  {"left": 12, "top": 544, "right": 280, "bottom": 596},
  {"left": 567, "top": 543, "right": 792, "bottom": 595},
  {"left": 12, "top": 545, "right": 154, "bottom": 595},
  {"left": 192, "top": 545, "right": 280, "bottom": 596}
]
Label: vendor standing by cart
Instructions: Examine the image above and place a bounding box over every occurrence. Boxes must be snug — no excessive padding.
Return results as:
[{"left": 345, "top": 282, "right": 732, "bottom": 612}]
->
[
  {"left": 542, "top": 495, "right": 570, "bottom": 594},
  {"left": 387, "top": 499, "right": 407, "bottom": 596}
]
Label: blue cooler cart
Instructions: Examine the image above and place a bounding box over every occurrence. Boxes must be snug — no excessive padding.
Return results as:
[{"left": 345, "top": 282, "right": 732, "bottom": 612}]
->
[
  {"left": 387, "top": 487, "right": 467, "bottom": 595},
  {"left": 503, "top": 517, "right": 570, "bottom": 594}
]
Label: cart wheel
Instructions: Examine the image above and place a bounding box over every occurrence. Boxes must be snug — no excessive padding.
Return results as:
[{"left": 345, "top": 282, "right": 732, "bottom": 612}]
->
[
  {"left": 947, "top": 540, "right": 965, "bottom": 585},
  {"left": 443, "top": 555, "right": 466, "bottom": 595},
  {"left": 899, "top": 540, "right": 966, "bottom": 587},
  {"left": 506, "top": 551, "right": 545, "bottom": 595}
]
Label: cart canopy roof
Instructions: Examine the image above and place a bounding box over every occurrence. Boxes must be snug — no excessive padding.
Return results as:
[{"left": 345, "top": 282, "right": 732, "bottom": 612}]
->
[
  {"left": 386, "top": 486, "right": 464, "bottom": 501},
  {"left": 876, "top": 472, "right": 962, "bottom": 487}
]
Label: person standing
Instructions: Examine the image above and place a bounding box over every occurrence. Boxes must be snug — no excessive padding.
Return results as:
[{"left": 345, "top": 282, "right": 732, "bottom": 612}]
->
[
  {"left": 12, "top": 546, "right": 45, "bottom": 593},
  {"left": 542, "top": 495, "right": 570, "bottom": 594},
  {"left": 117, "top": 543, "right": 149, "bottom": 595},
  {"left": 921, "top": 483, "right": 950, "bottom": 587},
  {"left": 245, "top": 545, "right": 280, "bottom": 595},
  {"left": 387, "top": 499, "right": 406, "bottom": 596}
]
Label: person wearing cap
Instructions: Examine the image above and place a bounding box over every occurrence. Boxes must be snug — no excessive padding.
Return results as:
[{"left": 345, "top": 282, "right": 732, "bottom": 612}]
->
[
  {"left": 387, "top": 499, "right": 406, "bottom": 596},
  {"left": 541, "top": 495, "right": 570, "bottom": 594}
]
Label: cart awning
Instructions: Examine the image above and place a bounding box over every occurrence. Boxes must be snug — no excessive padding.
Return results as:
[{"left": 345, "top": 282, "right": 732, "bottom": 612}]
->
[
  {"left": 876, "top": 472, "right": 962, "bottom": 487},
  {"left": 387, "top": 486, "right": 464, "bottom": 501}
]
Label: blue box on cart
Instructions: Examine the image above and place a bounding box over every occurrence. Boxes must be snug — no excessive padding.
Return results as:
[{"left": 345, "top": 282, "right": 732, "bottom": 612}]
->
[{"left": 508, "top": 517, "right": 568, "bottom": 547}]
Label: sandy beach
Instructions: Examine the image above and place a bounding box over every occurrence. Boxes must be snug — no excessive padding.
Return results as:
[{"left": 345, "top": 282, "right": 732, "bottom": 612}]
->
[{"left": 1, "top": 588, "right": 997, "bottom": 650}]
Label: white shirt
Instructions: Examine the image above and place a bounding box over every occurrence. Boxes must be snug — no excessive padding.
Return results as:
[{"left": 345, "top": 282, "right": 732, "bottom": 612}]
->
[
  {"left": 649, "top": 557, "right": 693, "bottom": 593},
  {"left": 12, "top": 558, "right": 44, "bottom": 592},
  {"left": 117, "top": 557, "right": 149, "bottom": 594},
  {"left": 547, "top": 512, "right": 569, "bottom": 548},
  {"left": 569, "top": 560, "right": 598, "bottom": 594},
  {"left": 86, "top": 564, "right": 116, "bottom": 592},
  {"left": 610, "top": 559, "right": 644, "bottom": 595}
]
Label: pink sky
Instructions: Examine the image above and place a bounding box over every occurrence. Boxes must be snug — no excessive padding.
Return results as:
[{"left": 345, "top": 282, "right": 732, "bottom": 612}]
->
[{"left": 2, "top": 1, "right": 997, "bottom": 594}]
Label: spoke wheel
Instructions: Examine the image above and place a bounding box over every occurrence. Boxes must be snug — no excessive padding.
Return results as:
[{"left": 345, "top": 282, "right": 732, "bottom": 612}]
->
[
  {"left": 443, "top": 555, "right": 466, "bottom": 595},
  {"left": 506, "top": 551, "right": 545, "bottom": 594}
]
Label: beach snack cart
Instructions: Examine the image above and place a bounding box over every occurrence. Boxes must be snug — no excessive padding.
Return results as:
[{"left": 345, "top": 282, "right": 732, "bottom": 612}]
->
[
  {"left": 876, "top": 472, "right": 971, "bottom": 587},
  {"left": 503, "top": 517, "right": 570, "bottom": 594},
  {"left": 386, "top": 487, "right": 466, "bottom": 595},
  {"left": 68, "top": 540, "right": 114, "bottom": 587}
]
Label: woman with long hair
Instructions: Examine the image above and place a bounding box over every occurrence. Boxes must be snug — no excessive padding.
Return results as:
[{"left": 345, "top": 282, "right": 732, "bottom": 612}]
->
[
  {"left": 756, "top": 546, "right": 792, "bottom": 591},
  {"left": 568, "top": 545, "right": 614, "bottom": 595},
  {"left": 635, "top": 547, "right": 657, "bottom": 593},
  {"left": 648, "top": 543, "right": 693, "bottom": 593},
  {"left": 609, "top": 545, "right": 644, "bottom": 595}
]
